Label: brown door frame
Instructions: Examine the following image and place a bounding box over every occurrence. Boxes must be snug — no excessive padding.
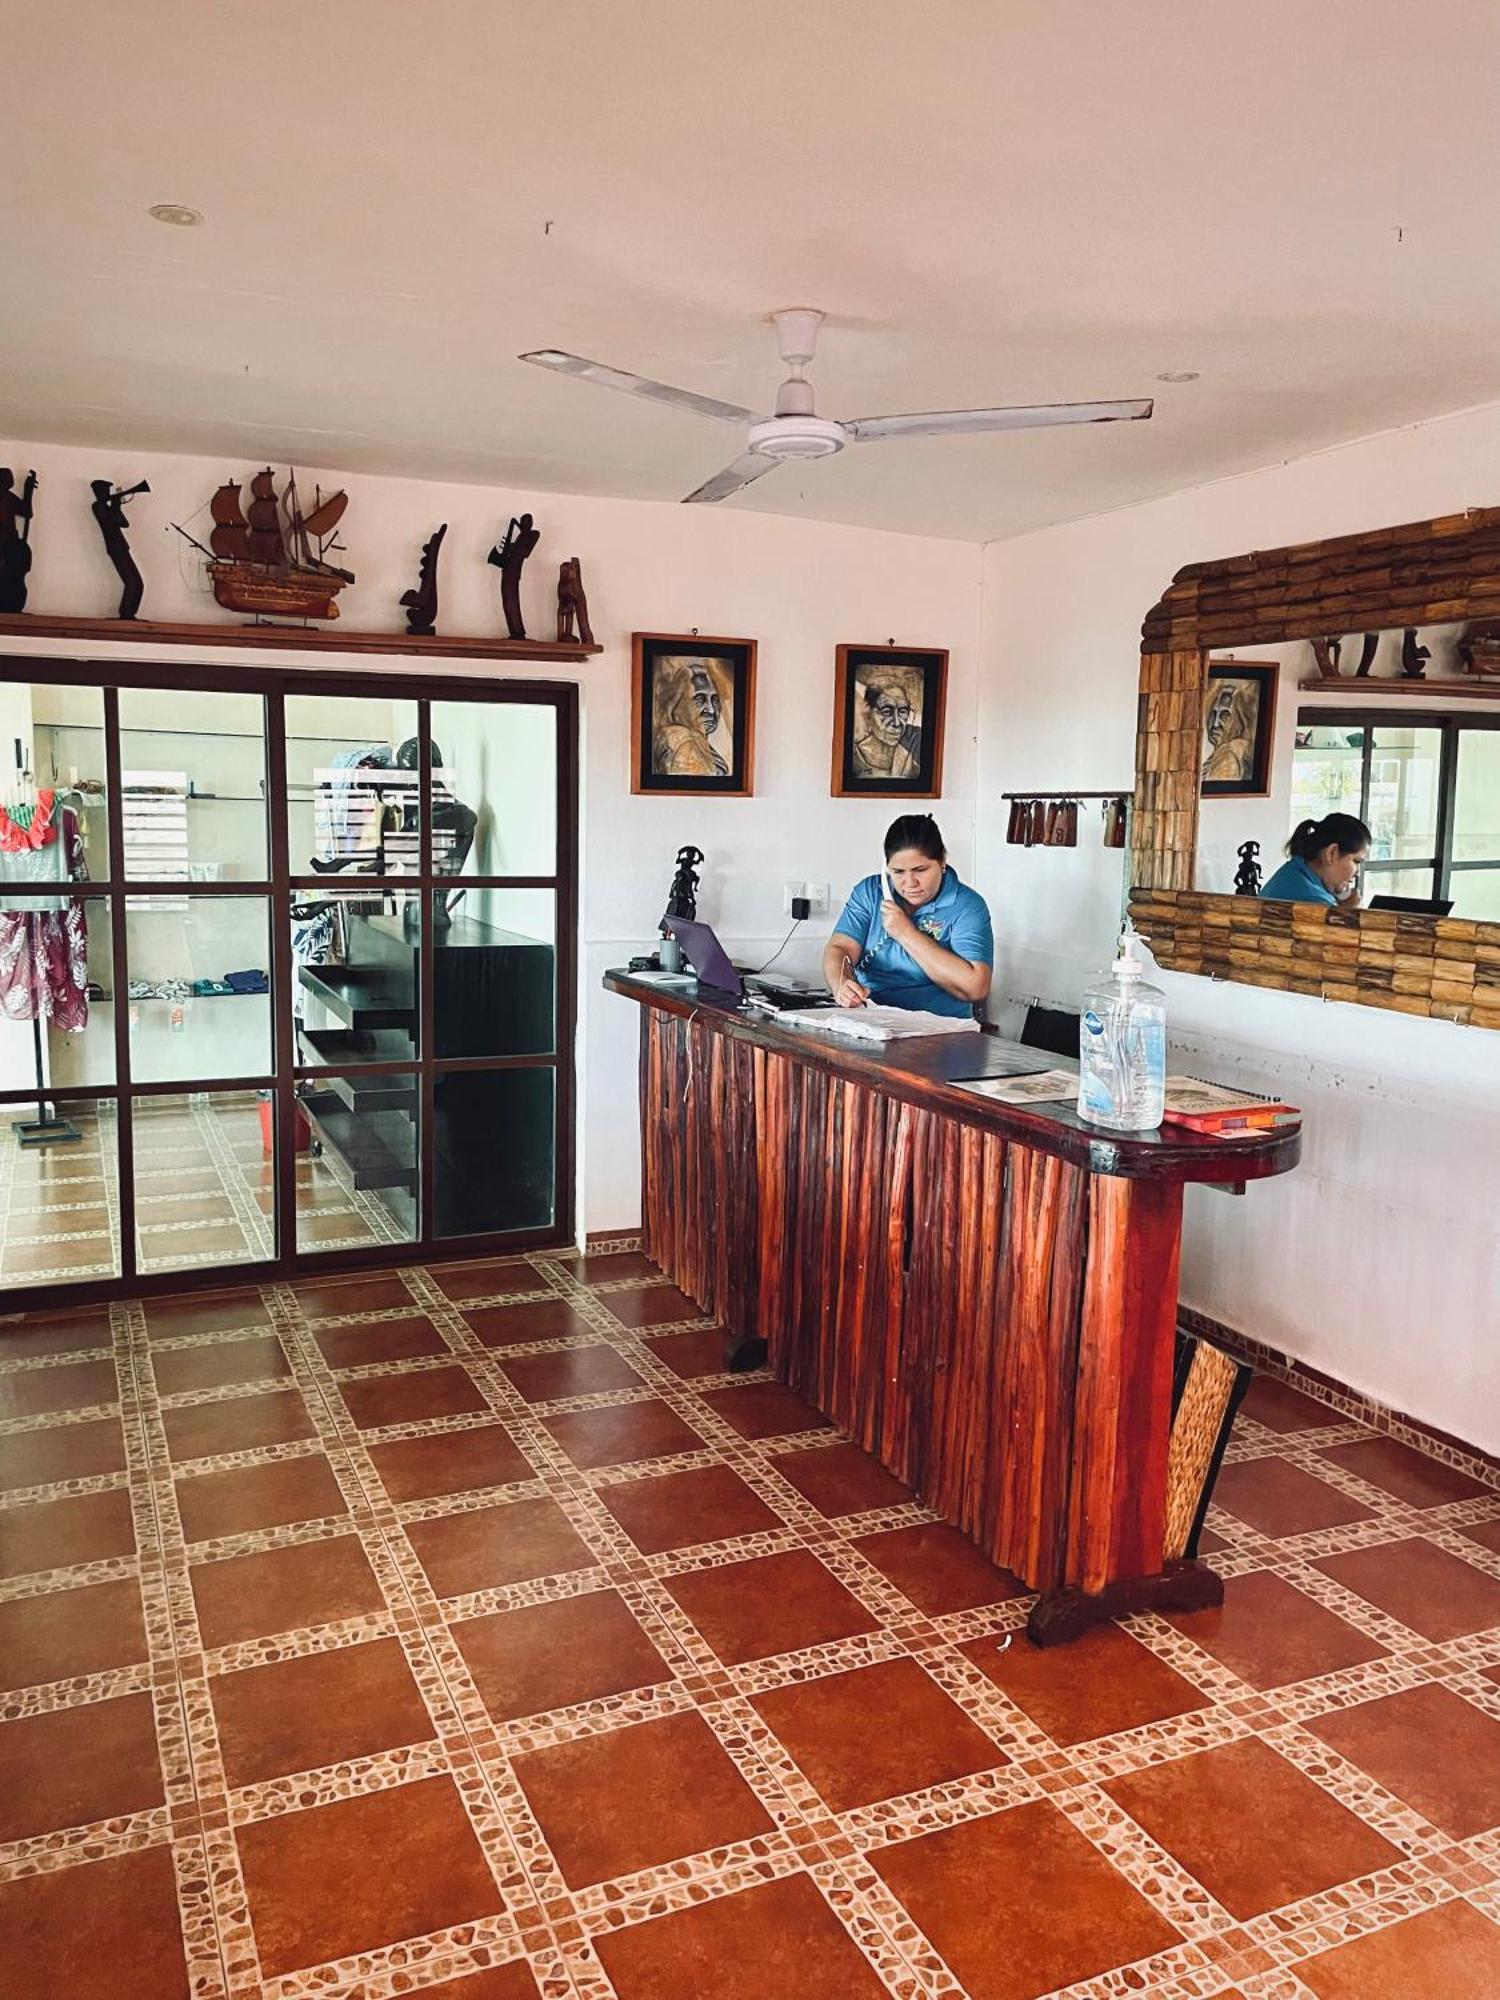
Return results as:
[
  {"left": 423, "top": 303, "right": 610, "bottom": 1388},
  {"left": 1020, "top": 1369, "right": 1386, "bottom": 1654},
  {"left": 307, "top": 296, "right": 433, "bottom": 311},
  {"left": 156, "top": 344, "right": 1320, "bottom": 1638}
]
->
[{"left": 0, "top": 653, "right": 579, "bottom": 1310}]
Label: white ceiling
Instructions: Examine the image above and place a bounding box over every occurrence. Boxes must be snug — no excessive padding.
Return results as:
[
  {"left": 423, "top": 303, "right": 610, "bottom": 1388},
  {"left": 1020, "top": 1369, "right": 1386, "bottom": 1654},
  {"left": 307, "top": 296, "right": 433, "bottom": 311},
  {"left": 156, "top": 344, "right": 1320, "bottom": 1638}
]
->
[{"left": 7, "top": 1, "right": 1500, "bottom": 543}]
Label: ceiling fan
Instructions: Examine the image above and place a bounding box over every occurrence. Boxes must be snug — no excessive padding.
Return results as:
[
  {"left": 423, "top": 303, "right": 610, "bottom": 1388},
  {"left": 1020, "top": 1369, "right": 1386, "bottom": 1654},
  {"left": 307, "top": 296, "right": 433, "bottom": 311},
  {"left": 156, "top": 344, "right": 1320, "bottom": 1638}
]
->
[{"left": 521, "top": 309, "right": 1152, "bottom": 504}]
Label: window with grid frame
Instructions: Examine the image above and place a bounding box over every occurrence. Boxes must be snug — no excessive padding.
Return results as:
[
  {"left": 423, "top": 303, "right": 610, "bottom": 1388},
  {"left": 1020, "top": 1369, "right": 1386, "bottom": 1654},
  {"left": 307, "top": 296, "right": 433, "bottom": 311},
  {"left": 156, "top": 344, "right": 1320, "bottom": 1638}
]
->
[{"left": 1290, "top": 712, "right": 1500, "bottom": 917}]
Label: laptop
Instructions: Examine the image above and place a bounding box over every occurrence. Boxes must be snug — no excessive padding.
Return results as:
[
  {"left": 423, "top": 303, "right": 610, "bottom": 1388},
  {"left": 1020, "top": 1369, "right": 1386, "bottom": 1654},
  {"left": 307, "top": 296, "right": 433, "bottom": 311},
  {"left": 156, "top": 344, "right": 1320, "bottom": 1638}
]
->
[
  {"left": 1367, "top": 893, "right": 1454, "bottom": 917},
  {"left": 661, "top": 915, "right": 743, "bottom": 1000}
]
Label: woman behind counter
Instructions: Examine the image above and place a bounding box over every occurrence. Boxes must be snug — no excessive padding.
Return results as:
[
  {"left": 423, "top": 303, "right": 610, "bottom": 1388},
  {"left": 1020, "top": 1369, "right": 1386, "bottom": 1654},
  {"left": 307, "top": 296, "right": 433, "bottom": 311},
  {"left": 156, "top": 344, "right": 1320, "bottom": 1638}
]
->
[
  {"left": 823, "top": 814, "right": 993, "bottom": 1017},
  {"left": 1260, "top": 812, "right": 1371, "bottom": 907}
]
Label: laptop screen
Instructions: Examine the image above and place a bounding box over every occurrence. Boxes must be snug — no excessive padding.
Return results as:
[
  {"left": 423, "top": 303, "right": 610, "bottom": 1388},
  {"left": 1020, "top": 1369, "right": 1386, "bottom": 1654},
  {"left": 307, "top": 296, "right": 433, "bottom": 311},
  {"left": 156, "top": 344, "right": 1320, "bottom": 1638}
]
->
[{"left": 661, "top": 916, "right": 743, "bottom": 996}]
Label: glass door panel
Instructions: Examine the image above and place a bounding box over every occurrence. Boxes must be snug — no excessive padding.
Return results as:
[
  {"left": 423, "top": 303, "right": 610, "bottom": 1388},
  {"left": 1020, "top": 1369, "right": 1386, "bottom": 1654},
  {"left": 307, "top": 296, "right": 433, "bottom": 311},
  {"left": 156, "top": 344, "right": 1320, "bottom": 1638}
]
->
[
  {"left": 118, "top": 688, "right": 267, "bottom": 882},
  {"left": 433, "top": 889, "right": 555, "bottom": 1058},
  {"left": 0, "top": 1098, "right": 120, "bottom": 1290},
  {"left": 1367, "top": 725, "right": 1441, "bottom": 863},
  {"left": 125, "top": 895, "right": 273, "bottom": 1083},
  {"left": 433, "top": 1067, "right": 554, "bottom": 1238},
  {"left": 133, "top": 1089, "right": 273, "bottom": 1274},
  {"left": 432, "top": 698, "right": 557, "bottom": 877},
  {"left": 1290, "top": 723, "right": 1365, "bottom": 826},
  {"left": 292, "top": 889, "right": 420, "bottom": 1067},
  {"left": 1453, "top": 732, "right": 1500, "bottom": 865},
  {"left": 28, "top": 681, "right": 111, "bottom": 878},
  {"left": 294, "top": 1075, "right": 418, "bottom": 1253},
  {"left": 286, "top": 694, "right": 420, "bottom": 880}
]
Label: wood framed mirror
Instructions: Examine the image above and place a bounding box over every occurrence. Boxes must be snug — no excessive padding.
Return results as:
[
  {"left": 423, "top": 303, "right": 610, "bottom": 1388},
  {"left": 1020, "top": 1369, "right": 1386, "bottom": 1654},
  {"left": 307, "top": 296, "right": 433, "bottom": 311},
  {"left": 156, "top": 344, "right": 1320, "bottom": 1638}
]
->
[{"left": 1127, "top": 506, "right": 1500, "bottom": 1027}]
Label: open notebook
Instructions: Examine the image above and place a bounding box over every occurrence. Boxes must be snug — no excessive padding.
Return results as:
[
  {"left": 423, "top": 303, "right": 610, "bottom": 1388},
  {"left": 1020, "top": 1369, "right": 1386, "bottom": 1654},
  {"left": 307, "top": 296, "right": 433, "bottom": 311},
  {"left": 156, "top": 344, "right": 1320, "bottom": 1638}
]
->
[{"left": 774, "top": 1005, "right": 980, "bottom": 1043}]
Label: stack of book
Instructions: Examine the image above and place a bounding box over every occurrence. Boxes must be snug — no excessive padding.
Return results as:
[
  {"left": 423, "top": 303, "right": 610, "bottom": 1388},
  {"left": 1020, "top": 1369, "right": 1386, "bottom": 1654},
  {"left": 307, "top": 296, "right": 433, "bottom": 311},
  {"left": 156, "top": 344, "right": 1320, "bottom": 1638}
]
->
[{"left": 1161, "top": 1076, "right": 1300, "bottom": 1134}]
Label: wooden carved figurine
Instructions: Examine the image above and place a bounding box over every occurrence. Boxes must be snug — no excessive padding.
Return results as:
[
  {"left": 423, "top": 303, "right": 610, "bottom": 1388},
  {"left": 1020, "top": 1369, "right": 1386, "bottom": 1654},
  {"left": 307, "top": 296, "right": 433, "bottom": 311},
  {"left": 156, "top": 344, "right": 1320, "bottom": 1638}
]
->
[
  {"left": 665, "top": 845, "right": 704, "bottom": 922},
  {"left": 1400, "top": 628, "right": 1430, "bottom": 680},
  {"left": 1457, "top": 620, "right": 1500, "bottom": 676},
  {"left": 1233, "top": 840, "right": 1263, "bottom": 897},
  {"left": 556, "top": 556, "right": 594, "bottom": 646},
  {"left": 90, "top": 479, "right": 150, "bottom": 620},
  {"left": 487, "top": 512, "right": 540, "bottom": 640},
  {"left": 0, "top": 469, "right": 38, "bottom": 614},
  {"left": 399, "top": 523, "right": 447, "bottom": 636},
  {"left": 1310, "top": 636, "right": 1342, "bottom": 679},
  {"left": 1354, "top": 631, "right": 1379, "bottom": 677}
]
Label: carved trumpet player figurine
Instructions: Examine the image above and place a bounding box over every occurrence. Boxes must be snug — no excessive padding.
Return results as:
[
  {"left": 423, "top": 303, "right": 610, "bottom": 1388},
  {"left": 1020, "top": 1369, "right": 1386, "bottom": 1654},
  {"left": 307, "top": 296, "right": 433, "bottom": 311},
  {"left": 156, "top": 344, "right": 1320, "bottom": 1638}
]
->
[{"left": 90, "top": 478, "right": 150, "bottom": 620}]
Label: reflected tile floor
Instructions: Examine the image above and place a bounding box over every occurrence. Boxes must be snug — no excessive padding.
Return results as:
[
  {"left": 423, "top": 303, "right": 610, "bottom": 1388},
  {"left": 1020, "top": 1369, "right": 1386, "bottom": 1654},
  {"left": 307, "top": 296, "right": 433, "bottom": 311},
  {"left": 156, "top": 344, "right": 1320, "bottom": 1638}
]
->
[{"left": 0, "top": 1247, "right": 1497, "bottom": 1999}]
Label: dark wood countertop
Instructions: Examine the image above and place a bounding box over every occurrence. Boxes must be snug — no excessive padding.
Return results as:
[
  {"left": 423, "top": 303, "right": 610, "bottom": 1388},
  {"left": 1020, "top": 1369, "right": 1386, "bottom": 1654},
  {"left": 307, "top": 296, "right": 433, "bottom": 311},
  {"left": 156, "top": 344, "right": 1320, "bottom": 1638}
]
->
[{"left": 605, "top": 970, "right": 1300, "bottom": 1186}]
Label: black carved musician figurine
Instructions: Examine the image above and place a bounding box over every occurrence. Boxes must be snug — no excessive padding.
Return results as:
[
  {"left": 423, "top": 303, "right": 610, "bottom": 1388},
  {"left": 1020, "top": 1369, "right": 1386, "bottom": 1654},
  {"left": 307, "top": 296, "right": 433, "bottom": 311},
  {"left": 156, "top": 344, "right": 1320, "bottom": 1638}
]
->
[
  {"left": 487, "top": 512, "right": 540, "bottom": 640},
  {"left": 1233, "top": 840, "right": 1263, "bottom": 898},
  {"left": 665, "top": 845, "right": 704, "bottom": 922},
  {"left": 0, "top": 469, "right": 38, "bottom": 614},
  {"left": 555, "top": 556, "right": 594, "bottom": 646},
  {"left": 399, "top": 523, "right": 447, "bottom": 636},
  {"left": 1400, "top": 628, "right": 1430, "bottom": 680},
  {"left": 90, "top": 478, "right": 150, "bottom": 620}
]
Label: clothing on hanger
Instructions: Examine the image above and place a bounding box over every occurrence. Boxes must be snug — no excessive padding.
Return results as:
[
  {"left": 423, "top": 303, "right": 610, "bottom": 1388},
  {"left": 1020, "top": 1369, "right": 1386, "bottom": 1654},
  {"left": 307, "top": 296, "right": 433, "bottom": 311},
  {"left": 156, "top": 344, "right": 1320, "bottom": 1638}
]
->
[{"left": 0, "top": 798, "right": 89, "bottom": 1031}]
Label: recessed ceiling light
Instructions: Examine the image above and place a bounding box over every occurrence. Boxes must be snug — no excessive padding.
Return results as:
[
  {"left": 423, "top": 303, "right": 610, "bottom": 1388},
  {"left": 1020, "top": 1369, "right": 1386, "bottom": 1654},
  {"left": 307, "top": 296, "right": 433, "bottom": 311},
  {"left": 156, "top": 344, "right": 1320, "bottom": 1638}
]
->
[
  {"left": 148, "top": 203, "right": 204, "bottom": 227},
  {"left": 1155, "top": 369, "right": 1199, "bottom": 384}
]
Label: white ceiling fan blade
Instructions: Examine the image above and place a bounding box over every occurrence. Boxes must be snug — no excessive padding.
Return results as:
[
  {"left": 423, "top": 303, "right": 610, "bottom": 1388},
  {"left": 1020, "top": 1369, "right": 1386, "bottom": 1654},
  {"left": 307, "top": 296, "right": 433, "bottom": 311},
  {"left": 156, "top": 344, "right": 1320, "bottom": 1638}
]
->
[
  {"left": 843, "top": 397, "right": 1154, "bottom": 442},
  {"left": 682, "top": 453, "right": 784, "bottom": 505},
  {"left": 520, "top": 349, "right": 762, "bottom": 426}
]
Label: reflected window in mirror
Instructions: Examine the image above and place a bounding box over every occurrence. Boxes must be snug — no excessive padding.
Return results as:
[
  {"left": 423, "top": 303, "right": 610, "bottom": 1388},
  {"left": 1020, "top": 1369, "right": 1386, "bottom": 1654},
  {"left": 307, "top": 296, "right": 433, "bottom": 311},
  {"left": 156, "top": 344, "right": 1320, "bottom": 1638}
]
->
[{"left": 1289, "top": 711, "right": 1500, "bottom": 916}]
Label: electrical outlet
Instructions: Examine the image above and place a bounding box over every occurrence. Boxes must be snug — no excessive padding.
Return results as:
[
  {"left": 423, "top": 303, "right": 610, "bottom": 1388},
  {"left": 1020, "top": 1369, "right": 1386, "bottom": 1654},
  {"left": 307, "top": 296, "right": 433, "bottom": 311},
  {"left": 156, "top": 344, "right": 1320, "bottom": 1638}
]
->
[{"left": 784, "top": 880, "right": 830, "bottom": 916}]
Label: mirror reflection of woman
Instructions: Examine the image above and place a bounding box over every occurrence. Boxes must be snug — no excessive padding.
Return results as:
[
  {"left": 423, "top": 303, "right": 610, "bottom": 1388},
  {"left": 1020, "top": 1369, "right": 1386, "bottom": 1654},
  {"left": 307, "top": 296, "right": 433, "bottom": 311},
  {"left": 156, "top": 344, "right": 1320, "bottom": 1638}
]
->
[
  {"left": 1260, "top": 812, "right": 1371, "bottom": 907},
  {"left": 822, "top": 814, "right": 992, "bottom": 1017}
]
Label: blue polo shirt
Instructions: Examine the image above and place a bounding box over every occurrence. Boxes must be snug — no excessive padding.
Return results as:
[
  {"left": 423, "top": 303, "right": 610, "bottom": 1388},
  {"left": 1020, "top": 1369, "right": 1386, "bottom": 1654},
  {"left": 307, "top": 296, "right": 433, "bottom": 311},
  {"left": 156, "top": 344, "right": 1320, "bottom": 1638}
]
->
[
  {"left": 833, "top": 867, "right": 993, "bottom": 1017},
  {"left": 1260, "top": 856, "right": 1336, "bottom": 906}
]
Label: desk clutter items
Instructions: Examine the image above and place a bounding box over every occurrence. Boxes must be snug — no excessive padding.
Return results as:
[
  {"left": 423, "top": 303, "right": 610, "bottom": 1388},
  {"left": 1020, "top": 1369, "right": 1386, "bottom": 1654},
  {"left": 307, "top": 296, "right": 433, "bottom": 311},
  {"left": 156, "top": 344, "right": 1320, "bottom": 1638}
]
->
[
  {"left": 776, "top": 1003, "right": 979, "bottom": 1043},
  {"left": 956, "top": 1068, "right": 1075, "bottom": 1104},
  {"left": 173, "top": 468, "right": 354, "bottom": 621},
  {"left": 1004, "top": 789, "right": 1130, "bottom": 848},
  {"left": 1161, "top": 1075, "right": 1300, "bottom": 1134}
]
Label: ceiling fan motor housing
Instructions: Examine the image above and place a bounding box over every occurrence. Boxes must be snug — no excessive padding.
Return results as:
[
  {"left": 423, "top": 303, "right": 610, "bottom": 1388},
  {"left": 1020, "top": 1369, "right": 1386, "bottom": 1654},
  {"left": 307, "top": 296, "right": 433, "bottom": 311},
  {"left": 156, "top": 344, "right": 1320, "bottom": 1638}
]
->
[{"left": 748, "top": 413, "right": 847, "bottom": 460}]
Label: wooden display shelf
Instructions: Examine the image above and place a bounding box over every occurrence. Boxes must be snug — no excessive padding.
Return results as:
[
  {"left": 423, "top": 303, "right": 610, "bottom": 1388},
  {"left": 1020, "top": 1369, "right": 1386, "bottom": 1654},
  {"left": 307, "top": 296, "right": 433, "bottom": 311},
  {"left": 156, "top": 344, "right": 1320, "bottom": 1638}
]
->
[
  {"left": 1297, "top": 674, "right": 1500, "bottom": 701},
  {"left": 0, "top": 612, "right": 602, "bottom": 664}
]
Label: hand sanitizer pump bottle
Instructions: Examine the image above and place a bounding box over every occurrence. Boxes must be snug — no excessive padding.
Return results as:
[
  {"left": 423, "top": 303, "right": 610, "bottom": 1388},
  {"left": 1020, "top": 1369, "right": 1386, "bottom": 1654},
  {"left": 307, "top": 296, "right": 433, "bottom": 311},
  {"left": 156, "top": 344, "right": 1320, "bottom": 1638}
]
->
[{"left": 1077, "top": 924, "right": 1167, "bottom": 1131}]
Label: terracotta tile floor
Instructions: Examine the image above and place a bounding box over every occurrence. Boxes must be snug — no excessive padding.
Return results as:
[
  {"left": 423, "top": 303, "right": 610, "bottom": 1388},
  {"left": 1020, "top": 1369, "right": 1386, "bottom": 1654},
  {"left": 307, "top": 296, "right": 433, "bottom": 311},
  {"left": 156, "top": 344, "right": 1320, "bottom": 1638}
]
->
[{"left": 0, "top": 1246, "right": 1497, "bottom": 1998}]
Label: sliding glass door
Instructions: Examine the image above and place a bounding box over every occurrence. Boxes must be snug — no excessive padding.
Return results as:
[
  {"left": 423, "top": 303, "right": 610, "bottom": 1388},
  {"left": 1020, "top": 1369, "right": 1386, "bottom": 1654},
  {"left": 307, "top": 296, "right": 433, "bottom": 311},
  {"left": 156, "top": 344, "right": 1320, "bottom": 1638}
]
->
[{"left": 0, "top": 660, "right": 576, "bottom": 1305}]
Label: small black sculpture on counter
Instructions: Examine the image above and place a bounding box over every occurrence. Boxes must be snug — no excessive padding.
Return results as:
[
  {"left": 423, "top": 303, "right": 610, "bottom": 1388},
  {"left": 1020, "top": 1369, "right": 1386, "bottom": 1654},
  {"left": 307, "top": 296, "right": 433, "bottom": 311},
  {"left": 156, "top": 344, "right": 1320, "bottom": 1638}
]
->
[
  {"left": 665, "top": 844, "right": 704, "bottom": 921},
  {"left": 556, "top": 556, "right": 594, "bottom": 646},
  {"left": 90, "top": 478, "right": 150, "bottom": 620},
  {"left": 400, "top": 523, "right": 447, "bottom": 636},
  {"left": 1400, "top": 628, "right": 1430, "bottom": 680},
  {"left": 1354, "top": 631, "right": 1379, "bottom": 677},
  {"left": 1233, "top": 840, "right": 1263, "bottom": 898},
  {"left": 0, "top": 469, "right": 38, "bottom": 613},
  {"left": 487, "top": 511, "right": 540, "bottom": 640}
]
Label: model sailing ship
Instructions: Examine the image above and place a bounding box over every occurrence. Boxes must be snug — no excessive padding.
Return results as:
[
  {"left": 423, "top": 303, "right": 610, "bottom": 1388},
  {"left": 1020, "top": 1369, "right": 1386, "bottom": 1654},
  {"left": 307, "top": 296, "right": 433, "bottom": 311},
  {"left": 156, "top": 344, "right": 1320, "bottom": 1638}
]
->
[{"left": 175, "top": 469, "right": 354, "bottom": 620}]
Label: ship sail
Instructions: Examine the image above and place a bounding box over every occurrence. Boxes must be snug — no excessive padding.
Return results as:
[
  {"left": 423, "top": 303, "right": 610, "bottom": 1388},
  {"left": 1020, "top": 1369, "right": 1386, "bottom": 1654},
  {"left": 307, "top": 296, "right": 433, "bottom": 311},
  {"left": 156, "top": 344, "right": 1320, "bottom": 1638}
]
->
[
  {"left": 299, "top": 491, "right": 347, "bottom": 541},
  {"left": 210, "top": 521, "right": 250, "bottom": 559},
  {"left": 209, "top": 482, "right": 247, "bottom": 527},
  {"left": 245, "top": 469, "right": 285, "bottom": 565}
]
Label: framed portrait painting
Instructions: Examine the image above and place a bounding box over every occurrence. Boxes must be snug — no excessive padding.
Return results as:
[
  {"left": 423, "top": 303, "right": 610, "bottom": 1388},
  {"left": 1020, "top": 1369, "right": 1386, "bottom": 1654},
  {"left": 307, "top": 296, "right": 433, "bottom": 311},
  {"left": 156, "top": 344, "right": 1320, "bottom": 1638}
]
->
[
  {"left": 631, "top": 633, "right": 757, "bottom": 796},
  {"left": 1201, "top": 659, "right": 1278, "bottom": 798},
  {"left": 831, "top": 645, "right": 948, "bottom": 798}
]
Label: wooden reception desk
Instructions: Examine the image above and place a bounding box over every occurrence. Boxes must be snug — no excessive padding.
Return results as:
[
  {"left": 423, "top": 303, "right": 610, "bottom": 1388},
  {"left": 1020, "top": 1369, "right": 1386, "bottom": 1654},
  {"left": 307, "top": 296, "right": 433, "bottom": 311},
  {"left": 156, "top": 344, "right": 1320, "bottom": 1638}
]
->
[{"left": 606, "top": 973, "right": 1300, "bottom": 1643}]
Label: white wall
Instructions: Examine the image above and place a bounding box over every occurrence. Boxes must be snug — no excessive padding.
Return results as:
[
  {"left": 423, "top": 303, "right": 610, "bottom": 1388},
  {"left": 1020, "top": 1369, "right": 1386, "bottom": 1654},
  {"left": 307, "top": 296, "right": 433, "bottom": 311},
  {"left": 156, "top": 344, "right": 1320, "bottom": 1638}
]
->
[
  {"left": 0, "top": 434, "right": 982, "bottom": 1239},
  {"left": 980, "top": 402, "right": 1500, "bottom": 1455}
]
